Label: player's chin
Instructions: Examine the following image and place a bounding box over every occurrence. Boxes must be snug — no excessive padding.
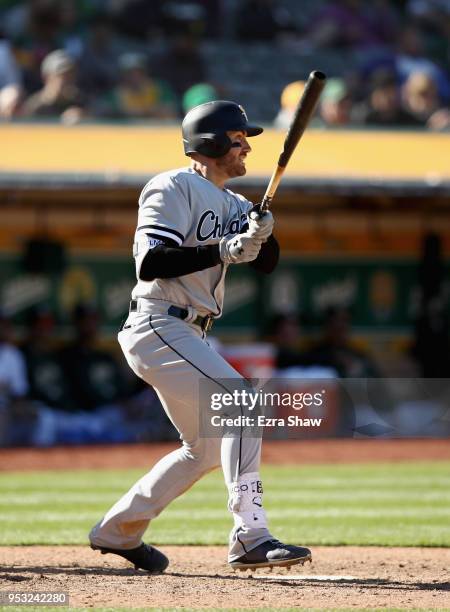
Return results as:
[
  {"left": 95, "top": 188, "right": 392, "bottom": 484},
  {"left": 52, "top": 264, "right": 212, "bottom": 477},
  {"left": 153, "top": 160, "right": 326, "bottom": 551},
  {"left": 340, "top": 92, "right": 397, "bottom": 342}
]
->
[{"left": 235, "top": 161, "right": 247, "bottom": 176}]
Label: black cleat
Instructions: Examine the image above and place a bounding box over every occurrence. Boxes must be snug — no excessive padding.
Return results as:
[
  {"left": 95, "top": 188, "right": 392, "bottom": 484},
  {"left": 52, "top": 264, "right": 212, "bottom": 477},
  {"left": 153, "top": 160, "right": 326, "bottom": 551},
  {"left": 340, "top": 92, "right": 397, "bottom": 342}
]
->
[
  {"left": 90, "top": 542, "right": 169, "bottom": 573},
  {"left": 230, "top": 539, "right": 311, "bottom": 571}
]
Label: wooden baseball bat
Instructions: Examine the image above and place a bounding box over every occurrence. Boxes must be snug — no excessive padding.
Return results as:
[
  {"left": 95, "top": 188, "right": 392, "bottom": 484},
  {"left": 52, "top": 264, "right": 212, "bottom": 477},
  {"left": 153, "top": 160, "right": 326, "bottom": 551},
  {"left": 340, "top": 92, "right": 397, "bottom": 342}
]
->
[{"left": 260, "top": 70, "right": 326, "bottom": 213}]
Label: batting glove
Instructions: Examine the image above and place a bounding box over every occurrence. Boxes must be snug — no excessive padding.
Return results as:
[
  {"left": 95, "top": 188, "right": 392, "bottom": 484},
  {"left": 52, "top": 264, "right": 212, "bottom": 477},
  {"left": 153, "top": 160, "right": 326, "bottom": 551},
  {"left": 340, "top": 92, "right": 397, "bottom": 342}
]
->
[
  {"left": 219, "top": 231, "right": 262, "bottom": 264},
  {"left": 248, "top": 209, "right": 274, "bottom": 242}
]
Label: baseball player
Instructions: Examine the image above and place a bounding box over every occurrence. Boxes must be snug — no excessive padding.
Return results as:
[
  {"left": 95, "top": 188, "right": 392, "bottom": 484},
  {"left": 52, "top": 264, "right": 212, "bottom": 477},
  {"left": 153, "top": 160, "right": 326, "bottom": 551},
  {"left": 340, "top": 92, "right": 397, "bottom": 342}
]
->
[{"left": 89, "top": 101, "right": 311, "bottom": 572}]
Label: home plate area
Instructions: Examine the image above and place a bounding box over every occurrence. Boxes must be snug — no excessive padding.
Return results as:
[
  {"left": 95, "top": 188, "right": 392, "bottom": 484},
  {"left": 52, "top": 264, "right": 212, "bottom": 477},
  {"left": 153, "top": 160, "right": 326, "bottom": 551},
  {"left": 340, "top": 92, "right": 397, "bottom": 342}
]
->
[
  {"left": 256, "top": 574, "right": 357, "bottom": 581},
  {"left": 1, "top": 545, "right": 449, "bottom": 609}
]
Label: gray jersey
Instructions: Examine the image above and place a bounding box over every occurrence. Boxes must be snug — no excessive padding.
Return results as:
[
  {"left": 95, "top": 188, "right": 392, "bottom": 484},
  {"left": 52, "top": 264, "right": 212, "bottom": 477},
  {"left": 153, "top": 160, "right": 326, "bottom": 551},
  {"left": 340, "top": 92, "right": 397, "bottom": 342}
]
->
[{"left": 131, "top": 167, "right": 253, "bottom": 317}]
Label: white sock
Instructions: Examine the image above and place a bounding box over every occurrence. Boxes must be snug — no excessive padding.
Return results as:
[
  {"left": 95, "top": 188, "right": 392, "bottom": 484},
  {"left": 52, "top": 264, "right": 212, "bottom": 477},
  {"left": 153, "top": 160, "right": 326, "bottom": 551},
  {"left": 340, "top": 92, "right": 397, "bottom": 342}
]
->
[{"left": 228, "top": 471, "right": 268, "bottom": 530}]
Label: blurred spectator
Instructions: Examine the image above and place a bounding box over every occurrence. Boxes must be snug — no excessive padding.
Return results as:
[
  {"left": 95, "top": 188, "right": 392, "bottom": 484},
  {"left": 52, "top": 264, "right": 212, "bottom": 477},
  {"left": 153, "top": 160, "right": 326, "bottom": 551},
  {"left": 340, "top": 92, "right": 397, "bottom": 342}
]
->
[
  {"left": 112, "top": 0, "right": 164, "bottom": 40},
  {"left": 59, "top": 304, "right": 127, "bottom": 413},
  {"left": 305, "top": 307, "right": 379, "bottom": 378},
  {"left": 182, "top": 82, "right": 218, "bottom": 114},
  {"left": 21, "top": 49, "right": 86, "bottom": 123},
  {"left": 317, "top": 78, "right": 352, "bottom": 127},
  {"left": 152, "top": 33, "right": 206, "bottom": 103},
  {"left": 78, "top": 13, "right": 119, "bottom": 95},
  {"left": 361, "top": 23, "right": 450, "bottom": 95},
  {"left": 0, "top": 311, "right": 31, "bottom": 446},
  {"left": 402, "top": 72, "right": 450, "bottom": 131},
  {"left": 354, "top": 69, "right": 423, "bottom": 127},
  {"left": 407, "top": 0, "right": 450, "bottom": 24},
  {"left": 111, "top": 0, "right": 221, "bottom": 41},
  {"left": 406, "top": 0, "right": 450, "bottom": 64},
  {"left": 411, "top": 233, "right": 450, "bottom": 378},
  {"left": 0, "top": 34, "right": 23, "bottom": 119},
  {"left": 196, "top": 0, "right": 224, "bottom": 39},
  {"left": 57, "top": 0, "right": 84, "bottom": 59},
  {"left": 77, "top": 13, "right": 120, "bottom": 115},
  {"left": 395, "top": 24, "right": 450, "bottom": 101},
  {"left": 19, "top": 304, "right": 172, "bottom": 446},
  {"left": 274, "top": 80, "right": 304, "bottom": 130},
  {"left": 0, "top": 1, "right": 447, "bottom": 126},
  {"left": 159, "top": 0, "right": 221, "bottom": 39},
  {"left": 426, "top": 108, "right": 450, "bottom": 132},
  {"left": 0, "top": 312, "right": 28, "bottom": 395},
  {"left": 266, "top": 313, "right": 309, "bottom": 370},
  {"left": 6, "top": 0, "right": 63, "bottom": 94},
  {"left": 235, "top": 0, "right": 297, "bottom": 42},
  {"left": 111, "top": 52, "right": 177, "bottom": 119},
  {"left": 20, "top": 307, "right": 69, "bottom": 410},
  {"left": 275, "top": 77, "right": 352, "bottom": 129},
  {"left": 309, "top": 0, "right": 399, "bottom": 49}
]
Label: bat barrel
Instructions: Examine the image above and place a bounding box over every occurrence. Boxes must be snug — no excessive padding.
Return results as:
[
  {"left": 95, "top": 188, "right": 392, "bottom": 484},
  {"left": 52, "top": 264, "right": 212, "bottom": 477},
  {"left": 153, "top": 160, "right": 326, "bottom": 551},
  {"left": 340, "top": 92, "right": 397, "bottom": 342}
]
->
[
  {"left": 278, "top": 70, "right": 327, "bottom": 168},
  {"left": 261, "top": 69, "right": 326, "bottom": 212}
]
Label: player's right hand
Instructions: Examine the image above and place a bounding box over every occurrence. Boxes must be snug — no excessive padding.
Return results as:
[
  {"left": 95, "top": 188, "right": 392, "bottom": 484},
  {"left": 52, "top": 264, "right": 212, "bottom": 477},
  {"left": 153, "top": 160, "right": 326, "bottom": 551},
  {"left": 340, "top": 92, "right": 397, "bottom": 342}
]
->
[
  {"left": 248, "top": 209, "right": 274, "bottom": 242},
  {"left": 219, "top": 231, "right": 262, "bottom": 264}
]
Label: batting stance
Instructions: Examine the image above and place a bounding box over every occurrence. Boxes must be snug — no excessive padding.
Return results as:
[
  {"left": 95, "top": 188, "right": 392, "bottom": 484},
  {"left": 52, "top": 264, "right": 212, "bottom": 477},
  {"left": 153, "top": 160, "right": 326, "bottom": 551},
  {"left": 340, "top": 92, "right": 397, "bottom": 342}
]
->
[{"left": 89, "top": 101, "right": 311, "bottom": 572}]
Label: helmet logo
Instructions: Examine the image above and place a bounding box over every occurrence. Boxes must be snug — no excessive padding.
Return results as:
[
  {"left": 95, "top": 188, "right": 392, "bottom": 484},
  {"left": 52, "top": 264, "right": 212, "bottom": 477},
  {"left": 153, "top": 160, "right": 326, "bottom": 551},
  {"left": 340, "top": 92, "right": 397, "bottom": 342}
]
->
[{"left": 239, "top": 105, "right": 248, "bottom": 120}]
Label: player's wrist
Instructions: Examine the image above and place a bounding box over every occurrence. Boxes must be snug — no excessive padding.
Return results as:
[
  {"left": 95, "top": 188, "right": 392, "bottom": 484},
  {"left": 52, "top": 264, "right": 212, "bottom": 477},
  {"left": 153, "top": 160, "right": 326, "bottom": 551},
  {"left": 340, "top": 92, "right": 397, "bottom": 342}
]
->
[
  {"left": 219, "top": 237, "right": 234, "bottom": 264},
  {"left": 198, "top": 244, "right": 221, "bottom": 266}
]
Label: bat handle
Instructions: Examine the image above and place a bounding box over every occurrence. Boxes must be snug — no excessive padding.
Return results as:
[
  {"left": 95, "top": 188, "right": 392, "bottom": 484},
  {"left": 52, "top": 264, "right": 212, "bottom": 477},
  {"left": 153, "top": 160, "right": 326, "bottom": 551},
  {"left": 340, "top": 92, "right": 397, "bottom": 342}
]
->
[
  {"left": 259, "top": 196, "right": 271, "bottom": 215},
  {"left": 250, "top": 201, "right": 268, "bottom": 221}
]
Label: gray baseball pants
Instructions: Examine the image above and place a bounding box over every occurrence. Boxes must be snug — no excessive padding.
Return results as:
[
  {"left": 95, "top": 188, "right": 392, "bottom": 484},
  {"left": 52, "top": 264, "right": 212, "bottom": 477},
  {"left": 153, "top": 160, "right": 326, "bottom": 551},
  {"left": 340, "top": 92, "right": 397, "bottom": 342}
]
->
[{"left": 89, "top": 300, "right": 272, "bottom": 561}]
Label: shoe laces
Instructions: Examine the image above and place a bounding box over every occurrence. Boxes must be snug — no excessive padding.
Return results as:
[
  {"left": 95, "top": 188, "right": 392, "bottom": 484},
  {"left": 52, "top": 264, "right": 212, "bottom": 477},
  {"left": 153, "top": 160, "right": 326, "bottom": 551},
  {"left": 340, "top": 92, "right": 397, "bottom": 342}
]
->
[{"left": 269, "top": 539, "right": 285, "bottom": 547}]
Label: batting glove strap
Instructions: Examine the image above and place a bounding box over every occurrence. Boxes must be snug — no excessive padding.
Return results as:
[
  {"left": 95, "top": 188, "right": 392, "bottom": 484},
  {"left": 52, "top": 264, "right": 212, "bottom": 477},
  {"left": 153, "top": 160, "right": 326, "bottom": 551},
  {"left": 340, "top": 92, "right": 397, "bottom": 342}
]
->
[{"left": 219, "top": 232, "right": 262, "bottom": 264}]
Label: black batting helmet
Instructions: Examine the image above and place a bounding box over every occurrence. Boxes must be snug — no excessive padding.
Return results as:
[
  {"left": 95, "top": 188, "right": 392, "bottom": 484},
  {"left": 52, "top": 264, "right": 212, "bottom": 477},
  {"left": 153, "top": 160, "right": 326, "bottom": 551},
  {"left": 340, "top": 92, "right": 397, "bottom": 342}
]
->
[{"left": 182, "top": 100, "right": 263, "bottom": 158}]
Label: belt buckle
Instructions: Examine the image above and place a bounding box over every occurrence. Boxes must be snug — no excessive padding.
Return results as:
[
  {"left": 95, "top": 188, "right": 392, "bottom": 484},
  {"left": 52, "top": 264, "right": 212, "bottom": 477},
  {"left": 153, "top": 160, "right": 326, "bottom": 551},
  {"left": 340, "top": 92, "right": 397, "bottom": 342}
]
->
[{"left": 203, "top": 315, "right": 214, "bottom": 332}]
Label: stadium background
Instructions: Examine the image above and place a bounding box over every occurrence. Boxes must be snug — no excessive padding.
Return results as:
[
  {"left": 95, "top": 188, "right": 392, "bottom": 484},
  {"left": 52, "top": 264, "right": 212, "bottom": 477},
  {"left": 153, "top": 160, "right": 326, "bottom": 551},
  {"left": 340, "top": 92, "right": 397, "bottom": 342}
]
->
[
  {"left": 0, "top": 1, "right": 450, "bottom": 609},
  {"left": 1, "top": 0, "right": 449, "bottom": 445}
]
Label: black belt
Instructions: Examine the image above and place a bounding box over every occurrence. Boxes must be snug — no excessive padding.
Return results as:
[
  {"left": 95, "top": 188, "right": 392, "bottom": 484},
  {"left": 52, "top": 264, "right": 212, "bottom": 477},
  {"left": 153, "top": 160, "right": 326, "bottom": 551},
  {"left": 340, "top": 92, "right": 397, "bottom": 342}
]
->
[{"left": 129, "top": 300, "right": 214, "bottom": 332}]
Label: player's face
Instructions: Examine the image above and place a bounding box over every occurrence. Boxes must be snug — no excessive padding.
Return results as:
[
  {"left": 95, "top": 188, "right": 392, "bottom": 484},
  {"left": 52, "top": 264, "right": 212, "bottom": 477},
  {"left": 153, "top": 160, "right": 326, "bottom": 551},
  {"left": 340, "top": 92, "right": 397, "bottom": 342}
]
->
[{"left": 216, "top": 131, "right": 251, "bottom": 178}]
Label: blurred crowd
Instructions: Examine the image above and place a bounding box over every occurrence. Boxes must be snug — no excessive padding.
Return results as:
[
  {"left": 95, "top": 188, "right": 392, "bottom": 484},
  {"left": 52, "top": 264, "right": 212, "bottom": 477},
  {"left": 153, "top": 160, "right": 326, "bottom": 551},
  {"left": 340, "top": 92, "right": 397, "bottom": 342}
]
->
[
  {"left": 0, "top": 304, "right": 174, "bottom": 447},
  {"left": 1, "top": 287, "right": 448, "bottom": 446},
  {"left": 0, "top": 303, "right": 369, "bottom": 448},
  {"left": 0, "top": 0, "right": 448, "bottom": 129},
  {"left": 0, "top": 0, "right": 449, "bottom": 447}
]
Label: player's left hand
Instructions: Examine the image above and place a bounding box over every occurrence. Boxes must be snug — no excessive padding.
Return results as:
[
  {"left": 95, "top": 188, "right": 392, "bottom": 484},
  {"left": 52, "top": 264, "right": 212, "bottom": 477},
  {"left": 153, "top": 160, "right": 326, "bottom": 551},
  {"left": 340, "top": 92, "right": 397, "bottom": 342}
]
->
[{"left": 248, "top": 208, "right": 274, "bottom": 241}]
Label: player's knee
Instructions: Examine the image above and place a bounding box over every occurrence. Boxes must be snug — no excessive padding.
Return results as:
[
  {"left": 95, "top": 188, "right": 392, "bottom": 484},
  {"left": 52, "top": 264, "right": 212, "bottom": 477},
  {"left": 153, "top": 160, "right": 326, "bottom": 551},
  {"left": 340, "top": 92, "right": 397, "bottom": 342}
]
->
[{"left": 183, "top": 438, "right": 221, "bottom": 470}]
